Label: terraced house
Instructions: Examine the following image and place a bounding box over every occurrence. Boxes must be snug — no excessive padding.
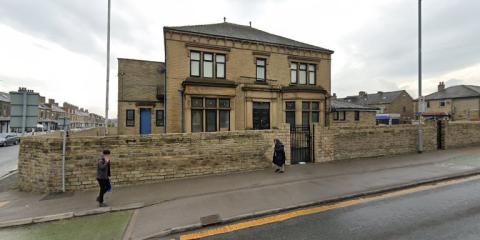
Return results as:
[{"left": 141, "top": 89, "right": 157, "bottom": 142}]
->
[{"left": 163, "top": 21, "right": 333, "bottom": 133}]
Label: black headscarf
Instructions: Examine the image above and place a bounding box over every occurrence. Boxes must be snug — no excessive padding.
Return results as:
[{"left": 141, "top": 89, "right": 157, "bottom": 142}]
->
[{"left": 274, "top": 139, "right": 284, "bottom": 152}]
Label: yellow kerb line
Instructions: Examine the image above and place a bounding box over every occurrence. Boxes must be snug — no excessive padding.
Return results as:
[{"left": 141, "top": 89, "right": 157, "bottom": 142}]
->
[{"left": 180, "top": 174, "right": 480, "bottom": 240}]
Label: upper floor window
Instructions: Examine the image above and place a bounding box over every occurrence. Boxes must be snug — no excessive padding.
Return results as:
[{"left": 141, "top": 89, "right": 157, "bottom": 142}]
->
[
  {"left": 203, "top": 53, "right": 213, "bottom": 78},
  {"left": 333, "top": 111, "right": 345, "bottom": 121},
  {"left": 290, "top": 62, "right": 316, "bottom": 85},
  {"left": 290, "top": 63, "right": 297, "bottom": 84},
  {"left": 216, "top": 54, "right": 225, "bottom": 78},
  {"left": 308, "top": 65, "right": 316, "bottom": 84},
  {"left": 256, "top": 58, "right": 266, "bottom": 81},
  {"left": 439, "top": 100, "right": 446, "bottom": 107},
  {"left": 190, "top": 51, "right": 226, "bottom": 79},
  {"left": 190, "top": 51, "right": 201, "bottom": 77}
]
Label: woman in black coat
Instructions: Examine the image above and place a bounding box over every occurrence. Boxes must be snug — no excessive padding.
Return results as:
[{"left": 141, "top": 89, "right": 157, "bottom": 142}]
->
[{"left": 272, "top": 139, "right": 286, "bottom": 173}]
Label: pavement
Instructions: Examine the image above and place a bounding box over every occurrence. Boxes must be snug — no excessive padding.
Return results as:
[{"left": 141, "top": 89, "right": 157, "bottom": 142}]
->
[
  {"left": 193, "top": 174, "right": 480, "bottom": 240},
  {"left": 0, "top": 146, "right": 480, "bottom": 240},
  {"left": 0, "top": 145, "right": 19, "bottom": 178}
]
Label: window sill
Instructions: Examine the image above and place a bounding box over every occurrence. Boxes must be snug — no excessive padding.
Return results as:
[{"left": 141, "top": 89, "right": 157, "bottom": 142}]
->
[{"left": 255, "top": 81, "right": 268, "bottom": 85}]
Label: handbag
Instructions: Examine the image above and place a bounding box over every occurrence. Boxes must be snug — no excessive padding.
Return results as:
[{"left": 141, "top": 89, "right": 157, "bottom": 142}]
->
[{"left": 105, "top": 179, "right": 112, "bottom": 192}]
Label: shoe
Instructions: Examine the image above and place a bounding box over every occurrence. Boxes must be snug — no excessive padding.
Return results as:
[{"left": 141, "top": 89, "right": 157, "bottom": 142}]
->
[
  {"left": 99, "top": 203, "right": 108, "bottom": 207},
  {"left": 279, "top": 171, "right": 284, "bottom": 173},
  {"left": 275, "top": 169, "right": 280, "bottom": 173}
]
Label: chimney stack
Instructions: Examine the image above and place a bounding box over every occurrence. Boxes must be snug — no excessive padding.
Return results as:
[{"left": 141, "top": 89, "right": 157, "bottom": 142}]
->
[
  {"left": 438, "top": 81, "right": 445, "bottom": 91},
  {"left": 48, "top": 99, "right": 55, "bottom": 105},
  {"left": 359, "top": 91, "right": 367, "bottom": 97},
  {"left": 331, "top": 93, "right": 337, "bottom": 100},
  {"left": 377, "top": 91, "right": 383, "bottom": 95},
  {"left": 249, "top": 21, "right": 252, "bottom": 27}
]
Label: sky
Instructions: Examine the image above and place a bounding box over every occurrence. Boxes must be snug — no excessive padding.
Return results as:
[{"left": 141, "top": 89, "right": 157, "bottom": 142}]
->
[{"left": 0, "top": 0, "right": 478, "bottom": 118}]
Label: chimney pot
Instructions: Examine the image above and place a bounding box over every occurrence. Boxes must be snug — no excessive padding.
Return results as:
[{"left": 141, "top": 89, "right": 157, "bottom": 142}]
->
[{"left": 438, "top": 81, "right": 445, "bottom": 91}]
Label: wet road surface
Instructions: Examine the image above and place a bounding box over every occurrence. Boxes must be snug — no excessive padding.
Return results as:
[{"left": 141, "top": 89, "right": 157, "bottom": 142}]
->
[{"left": 199, "top": 177, "right": 480, "bottom": 240}]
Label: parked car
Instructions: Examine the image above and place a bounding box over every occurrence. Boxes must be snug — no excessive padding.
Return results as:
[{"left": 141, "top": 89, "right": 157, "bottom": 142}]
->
[{"left": 0, "top": 134, "right": 20, "bottom": 147}]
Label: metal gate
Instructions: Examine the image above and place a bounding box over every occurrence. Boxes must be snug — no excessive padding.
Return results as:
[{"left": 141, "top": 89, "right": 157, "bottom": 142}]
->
[
  {"left": 290, "top": 125, "right": 314, "bottom": 164},
  {"left": 437, "top": 120, "right": 444, "bottom": 149}
]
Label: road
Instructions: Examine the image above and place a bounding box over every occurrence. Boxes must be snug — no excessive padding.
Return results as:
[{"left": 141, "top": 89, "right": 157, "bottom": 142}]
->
[
  {"left": 186, "top": 176, "right": 480, "bottom": 240},
  {"left": 0, "top": 145, "right": 19, "bottom": 178}
]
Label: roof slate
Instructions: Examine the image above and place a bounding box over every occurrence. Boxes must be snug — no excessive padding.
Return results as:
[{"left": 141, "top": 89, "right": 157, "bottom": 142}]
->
[
  {"left": 0, "top": 92, "right": 10, "bottom": 103},
  {"left": 165, "top": 22, "right": 333, "bottom": 53},
  {"left": 425, "top": 85, "right": 480, "bottom": 100},
  {"left": 343, "top": 90, "right": 409, "bottom": 105},
  {"left": 330, "top": 99, "right": 378, "bottom": 111}
]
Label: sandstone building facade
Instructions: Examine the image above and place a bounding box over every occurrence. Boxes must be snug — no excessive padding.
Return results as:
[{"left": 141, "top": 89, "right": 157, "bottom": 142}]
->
[
  {"left": 162, "top": 22, "right": 333, "bottom": 133},
  {"left": 342, "top": 90, "right": 414, "bottom": 123},
  {"left": 423, "top": 82, "right": 480, "bottom": 121},
  {"left": 329, "top": 99, "right": 378, "bottom": 126},
  {"left": 117, "top": 59, "right": 166, "bottom": 135}
]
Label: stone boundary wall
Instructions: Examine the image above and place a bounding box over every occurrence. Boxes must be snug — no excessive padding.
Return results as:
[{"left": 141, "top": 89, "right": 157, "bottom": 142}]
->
[
  {"left": 18, "top": 125, "right": 290, "bottom": 192},
  {"left": 445, "top": 122, "right": 480, "bottom": 149},
  {"left": 314, "top": 123, "right": 437, "bottom": 162}
]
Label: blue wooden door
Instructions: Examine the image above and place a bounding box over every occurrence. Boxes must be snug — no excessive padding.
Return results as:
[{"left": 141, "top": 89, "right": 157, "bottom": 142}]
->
[{"left": 140, "top": 108, "right": 151, "bottom": 135}]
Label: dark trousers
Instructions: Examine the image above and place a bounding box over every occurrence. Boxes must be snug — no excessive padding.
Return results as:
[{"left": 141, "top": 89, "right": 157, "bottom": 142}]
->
[{"left": 97, "top": 178, "right": 109, "bottom": 203}]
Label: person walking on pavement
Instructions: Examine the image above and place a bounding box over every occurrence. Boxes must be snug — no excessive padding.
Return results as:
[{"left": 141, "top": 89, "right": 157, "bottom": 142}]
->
[
  {"left": 96, "top": 149, "right": 111, "bottom": 207},
  {"left": 273, "top": 138, "right": 286, "bottom": 173}
]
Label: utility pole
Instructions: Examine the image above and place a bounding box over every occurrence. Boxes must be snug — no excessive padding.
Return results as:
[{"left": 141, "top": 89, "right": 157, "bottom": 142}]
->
[
  {"left": 417, "top": 0, "right": 424, "bottom": 153},
  {"left": 104, "top": 0, "right": 111, "bottom": 135}
]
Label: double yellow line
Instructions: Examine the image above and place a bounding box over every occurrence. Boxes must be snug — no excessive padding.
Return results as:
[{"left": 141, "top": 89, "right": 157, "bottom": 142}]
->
[{"left": 180, "top": 174, "right": 480, "bottom": 240}]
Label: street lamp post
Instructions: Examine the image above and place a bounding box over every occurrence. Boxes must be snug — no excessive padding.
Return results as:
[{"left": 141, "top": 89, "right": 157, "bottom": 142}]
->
[
  {"left": 104, "top": 0, "right": 111, "bottom": 135},
  {"left": 417, "top": 0, "right": 424, "bottom": 153}
]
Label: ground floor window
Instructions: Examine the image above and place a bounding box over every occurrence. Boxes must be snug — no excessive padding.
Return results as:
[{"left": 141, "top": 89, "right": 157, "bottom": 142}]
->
[
  {"left": 253, "top": 102, "right": 270, "bottom": 130},
  {"left": 302, "top": 101, "right": 320, "bottom": 126},
  {"left": 285, "top": 101, "right": 295, "bottom": 127},
  {"left": 191, "top": 97, "right": 230, "bottom": 132},
  {"left": 334, "top": 111, "right": 346, "bottom": 121},
  {"left": 355, "top": 111, "right": 360, "bottom": 121},
  {"left": 156, "top": 110, "right": 164, "bottom": 126},
  {"left": 126, "top": 109, "right": 135, "bottom": 127}
]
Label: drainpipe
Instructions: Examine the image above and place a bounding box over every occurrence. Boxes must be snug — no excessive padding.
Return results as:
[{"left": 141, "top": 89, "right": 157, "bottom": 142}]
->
[
  {"left": 179, "top": 88, "right": 185, "bottom": 132},
  {"left": 324, "top": 95, "right": 330, "bottom": 127}
]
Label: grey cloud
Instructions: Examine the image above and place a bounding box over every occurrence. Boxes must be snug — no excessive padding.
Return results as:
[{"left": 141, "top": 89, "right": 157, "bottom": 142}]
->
[
  {"left": 0, "top": 0, "right": 137, "bottom": 62},
  {"left": 334, "top": 0, "right": 480, "bottom": 97}
]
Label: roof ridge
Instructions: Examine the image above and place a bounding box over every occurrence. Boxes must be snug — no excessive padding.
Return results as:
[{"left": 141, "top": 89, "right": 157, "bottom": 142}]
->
[
  {"left": 463, "top": 85, "right": 480, "bottom": 94},
  {"left": 164, "top": 22, "right": 333, "bottom": 53}
]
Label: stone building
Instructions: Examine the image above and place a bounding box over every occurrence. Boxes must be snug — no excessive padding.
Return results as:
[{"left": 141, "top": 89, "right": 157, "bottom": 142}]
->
[
  {"left": 423, "top": 82, "right": 480, "bottom": 121},
  {"left": 162, "top": 21, "right": 333, "bottom": 133},
  {"left": 342, "top": 90, "right": 414, "bottom": 123},
  {"left": 0, "top": 91, "right": 10, "bottom": 133},
  {"left": 117, "top": 59, "right": 165, "bottom": 135},
  {"left": 329, "top": 99, "right": 378, "bottom": 126}
]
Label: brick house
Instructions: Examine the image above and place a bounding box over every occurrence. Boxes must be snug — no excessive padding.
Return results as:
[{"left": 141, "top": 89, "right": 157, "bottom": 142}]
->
[
  {"left": 117, "top": 59, "right": 166, "bottom": 135},
  {"left": 162, "top": 21, "right": 333, "bottom": 133},
  {"left": 329, "top": 99, "right": 378, "bottom": 126},
  {"left": 423, "top": 82, "right": 480, "bottom": 121},
  {"left": 342, "top": 90, "right": 414, "bottom": 123},
  {"left": 0, "top": 91, "right": 10, "bottom": 133}
]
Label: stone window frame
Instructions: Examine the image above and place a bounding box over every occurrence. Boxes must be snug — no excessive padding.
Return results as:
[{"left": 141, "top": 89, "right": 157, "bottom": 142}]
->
[
  {"left": 290, "top": 62, "right": 316, "bottom": 85},
  {"left": 302, "top": 101, "right": 320, "bottom": 126},
  {"left": 333, "top": 111, "right": 346, "bottom": 121},
  {"left": 256, "top": 58, "right": 267, "bottom": 82},
  {"left": 439, "top": 100, "right": 446, "bottom": 107},
  {"left": 155, "top": 110, "right": 164, "bottom": 127},
  {"left": 354, "top": 111, "right": 360, "bottom": 121},
  {"left": 191, "top": 97, "right": 231, "bottom": 132},
  {"left": 126, "top": 109, "right": 135, "bottom": 127},
  {"left": 189, "top": 50, "right": 227, "bottom": 79},
  {"left": 285, "top": 101, "right": 296, "bottom": 127}
]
